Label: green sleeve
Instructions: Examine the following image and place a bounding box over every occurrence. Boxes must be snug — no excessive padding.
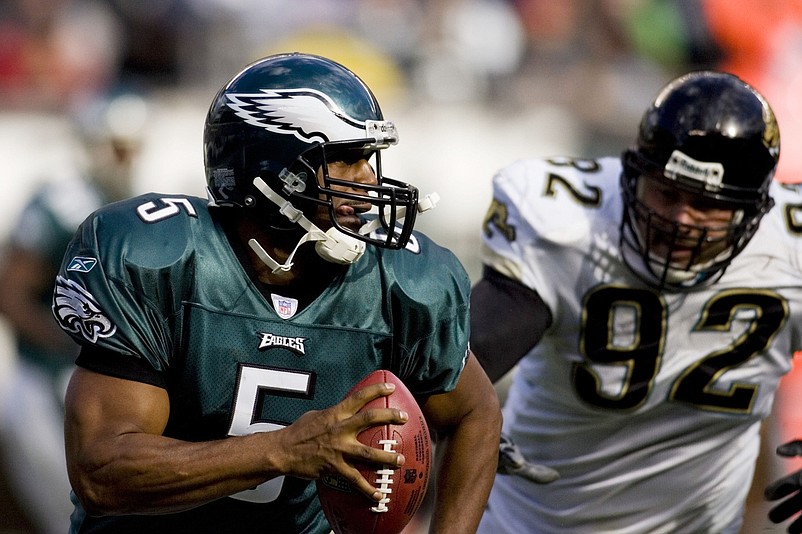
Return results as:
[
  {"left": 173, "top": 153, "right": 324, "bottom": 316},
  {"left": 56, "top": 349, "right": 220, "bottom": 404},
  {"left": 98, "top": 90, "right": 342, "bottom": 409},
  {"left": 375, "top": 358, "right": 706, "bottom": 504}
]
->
[
  {"left": 53, "top": 194, "right": 204, "bottom": 373},
  {"left": 387, "top": 233, "right": 471, "bottom": 396}
]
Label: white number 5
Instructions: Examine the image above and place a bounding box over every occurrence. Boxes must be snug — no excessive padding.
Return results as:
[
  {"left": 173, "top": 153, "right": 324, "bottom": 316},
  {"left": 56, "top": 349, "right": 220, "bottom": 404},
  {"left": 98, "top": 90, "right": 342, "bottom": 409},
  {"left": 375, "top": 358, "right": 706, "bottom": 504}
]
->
[
  {"left": 136, "top": 197, "right": 198, "bottom": 222},
  {"left": 228, "top": 365, "right": 313, "bottom": 503}
]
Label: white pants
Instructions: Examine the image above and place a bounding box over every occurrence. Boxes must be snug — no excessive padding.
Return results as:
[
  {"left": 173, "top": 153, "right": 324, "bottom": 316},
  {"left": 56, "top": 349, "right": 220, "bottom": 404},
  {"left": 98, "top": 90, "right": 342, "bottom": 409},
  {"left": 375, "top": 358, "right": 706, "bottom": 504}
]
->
[{"left": 0, "top": 357, "right": 74, "bottom": 534}]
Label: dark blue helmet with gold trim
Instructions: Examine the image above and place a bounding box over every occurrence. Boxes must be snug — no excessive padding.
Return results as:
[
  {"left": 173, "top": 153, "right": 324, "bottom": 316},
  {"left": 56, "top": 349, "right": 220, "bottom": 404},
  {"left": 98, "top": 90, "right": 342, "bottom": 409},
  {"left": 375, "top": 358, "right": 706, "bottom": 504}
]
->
[{"left": 620, "top": 71, "right": 779, "bottom": 290}]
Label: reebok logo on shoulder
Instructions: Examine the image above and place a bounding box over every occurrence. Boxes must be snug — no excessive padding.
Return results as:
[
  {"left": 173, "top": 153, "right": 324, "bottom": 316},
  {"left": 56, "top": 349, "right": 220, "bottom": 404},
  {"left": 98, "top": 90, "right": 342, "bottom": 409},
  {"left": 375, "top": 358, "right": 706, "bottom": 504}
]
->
[{"left": 67, "top": 256, "right": 98, "bottom": 273}]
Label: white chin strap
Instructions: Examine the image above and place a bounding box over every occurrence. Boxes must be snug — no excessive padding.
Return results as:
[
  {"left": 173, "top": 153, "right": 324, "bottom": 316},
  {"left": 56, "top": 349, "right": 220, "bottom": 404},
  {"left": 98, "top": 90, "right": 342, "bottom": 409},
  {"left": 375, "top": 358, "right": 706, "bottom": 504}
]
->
[
  {"left": 249, "top": 177, "right": 366, "bottom": 272},
  {"left": 248, "top": 177, "right": 438, "bottom": 273}
]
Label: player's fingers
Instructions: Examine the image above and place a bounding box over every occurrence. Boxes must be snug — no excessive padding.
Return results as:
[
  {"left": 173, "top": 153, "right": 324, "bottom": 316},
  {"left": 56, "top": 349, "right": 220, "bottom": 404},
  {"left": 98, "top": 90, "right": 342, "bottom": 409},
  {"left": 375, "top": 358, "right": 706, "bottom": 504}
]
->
[
  {"left": 338, "top": 463, "right": 393, "bottom": 502},
  {"left": 778, "top": 440, "right": 802, "bottom": 457},
  {"left": 350, "top": 405, "right": 409, "bottom": 432},
  {"left": 346, "top": 435, "right": 406, "bottom": 469},
  {"left": 786, "top": 517, "right": 802, "bottom": 534},
  {"left": 766, "top": 472, "right": 802, "bottom": 500},
  {"left": 341, "top": 382, "right": 395, "bottom": 414},
  {"left": 790, "top": 514, "right": 802, "bottom": 534},
  {"left": 768, "top": 493, "right": 802, "bottom": 524}
]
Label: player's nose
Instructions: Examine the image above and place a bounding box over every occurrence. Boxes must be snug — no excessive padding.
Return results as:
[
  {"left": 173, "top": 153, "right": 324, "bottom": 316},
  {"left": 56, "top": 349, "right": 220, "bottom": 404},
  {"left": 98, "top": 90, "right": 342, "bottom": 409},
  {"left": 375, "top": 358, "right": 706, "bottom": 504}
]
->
[{"left": 349, "top": 159, "right": 378, "bottom": 187}]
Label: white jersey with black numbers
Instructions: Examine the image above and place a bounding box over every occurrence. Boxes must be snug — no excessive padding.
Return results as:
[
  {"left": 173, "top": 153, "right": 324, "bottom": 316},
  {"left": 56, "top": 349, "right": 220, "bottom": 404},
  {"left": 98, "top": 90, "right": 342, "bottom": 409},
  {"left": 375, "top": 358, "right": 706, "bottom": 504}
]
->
[{"left": 478, "top": 156, "right": 802, "bottom": 534}]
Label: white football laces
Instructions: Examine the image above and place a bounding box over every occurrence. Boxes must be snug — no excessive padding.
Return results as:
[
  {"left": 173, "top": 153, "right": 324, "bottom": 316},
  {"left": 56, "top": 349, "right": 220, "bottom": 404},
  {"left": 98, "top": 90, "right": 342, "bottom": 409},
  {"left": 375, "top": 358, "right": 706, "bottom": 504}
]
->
[{"left": 371, "top": 439, "right": 399, "bottom": 513}]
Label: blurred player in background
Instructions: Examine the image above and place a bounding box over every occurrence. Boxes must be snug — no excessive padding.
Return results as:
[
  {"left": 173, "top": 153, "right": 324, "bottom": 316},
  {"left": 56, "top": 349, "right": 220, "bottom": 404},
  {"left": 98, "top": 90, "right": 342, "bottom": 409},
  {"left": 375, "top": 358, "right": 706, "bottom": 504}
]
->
[
  {"left": 0, "top": 90, "right": 147, "bottom": 533},
  {"left": 53, "top": 53, "right": 500, "bottom": 533},
  {"left": 470, "top": 70, "right": 802, "bottom": 533}
]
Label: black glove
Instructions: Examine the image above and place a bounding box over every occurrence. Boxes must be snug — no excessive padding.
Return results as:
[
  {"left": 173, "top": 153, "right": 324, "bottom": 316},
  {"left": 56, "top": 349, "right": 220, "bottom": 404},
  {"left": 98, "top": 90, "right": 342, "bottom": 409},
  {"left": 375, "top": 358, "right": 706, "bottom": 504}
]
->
[
  {"left": 497, "top": 432, "right": 559, "bottom": 484},
  {"left": 765, "top": 440, "right": 802, "bottom": 533}
]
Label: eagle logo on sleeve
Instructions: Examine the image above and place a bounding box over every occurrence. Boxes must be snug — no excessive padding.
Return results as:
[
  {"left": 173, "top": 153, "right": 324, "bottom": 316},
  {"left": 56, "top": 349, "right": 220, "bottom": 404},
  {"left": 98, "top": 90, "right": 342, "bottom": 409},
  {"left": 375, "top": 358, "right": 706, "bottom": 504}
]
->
[{"left": 52, "top": 276, "right": 116, "bottom": 343}]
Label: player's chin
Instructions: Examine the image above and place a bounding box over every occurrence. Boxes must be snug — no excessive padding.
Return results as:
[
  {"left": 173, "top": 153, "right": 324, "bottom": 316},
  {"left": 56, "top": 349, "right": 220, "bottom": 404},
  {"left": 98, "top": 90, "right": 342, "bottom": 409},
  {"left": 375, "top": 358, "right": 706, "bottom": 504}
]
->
[
  {"left": 334, "top": 215, "right": 364, "bottom": 233},
  {"left": 667, "top": 249, "right": 696, "bottom": 264},
  {"left": 647, "top": 242, "right": 682, "bottom": 262},
  {"left": 649, "top": 239, "right": 698, "bottom": 264}
]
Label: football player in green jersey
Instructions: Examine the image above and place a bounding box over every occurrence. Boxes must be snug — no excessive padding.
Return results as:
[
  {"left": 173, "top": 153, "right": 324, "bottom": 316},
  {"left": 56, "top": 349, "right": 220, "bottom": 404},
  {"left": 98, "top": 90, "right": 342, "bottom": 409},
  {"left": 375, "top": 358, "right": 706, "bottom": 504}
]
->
[
  {"left": 0, "top": 91, "right": 148, "bottom": 534},
  {"left": 53, "top": 53, "right": 501, "bottom": 533}
]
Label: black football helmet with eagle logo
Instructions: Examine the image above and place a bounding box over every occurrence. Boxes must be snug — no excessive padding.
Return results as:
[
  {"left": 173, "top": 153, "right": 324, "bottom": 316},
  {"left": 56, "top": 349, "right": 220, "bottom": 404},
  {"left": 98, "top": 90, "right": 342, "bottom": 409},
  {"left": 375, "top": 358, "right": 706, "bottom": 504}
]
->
[
  {"left": 204, "top": 53, "right": 423, "bottom": 269},
  {"left": 620, "top": 70, "right": 780, "bottom": 290}
]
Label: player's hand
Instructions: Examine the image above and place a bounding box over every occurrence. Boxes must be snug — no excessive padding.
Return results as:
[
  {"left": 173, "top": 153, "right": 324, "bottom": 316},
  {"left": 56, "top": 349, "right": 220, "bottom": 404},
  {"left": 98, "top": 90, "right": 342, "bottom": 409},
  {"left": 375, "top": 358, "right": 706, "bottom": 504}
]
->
[
  {"left": 765, "top": 440, "right": 802, "bottom": 533},
  {"left": 277, "top": 381, "right": 407, "bottom": 501},
  {"left": 497, "top": 432, "right": 559, "bottom": 484}
]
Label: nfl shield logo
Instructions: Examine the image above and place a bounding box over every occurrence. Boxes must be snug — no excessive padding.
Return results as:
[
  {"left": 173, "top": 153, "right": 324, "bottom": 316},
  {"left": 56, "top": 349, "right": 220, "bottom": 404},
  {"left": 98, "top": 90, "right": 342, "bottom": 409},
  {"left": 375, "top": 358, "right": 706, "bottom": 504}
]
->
[{"left": 270, "top": 294, "right": 298, "bottom": 319}]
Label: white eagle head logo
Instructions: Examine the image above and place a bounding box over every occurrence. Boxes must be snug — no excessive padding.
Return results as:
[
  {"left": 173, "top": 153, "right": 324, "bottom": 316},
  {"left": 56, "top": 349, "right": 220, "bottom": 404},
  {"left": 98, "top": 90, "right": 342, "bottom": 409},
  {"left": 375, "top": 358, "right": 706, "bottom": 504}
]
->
[
  {"left": 225, "top": 88, "right": 398, "bottom": 146},
  {"left": 52, "top": 276, "right": 116, "bottom": 343}
]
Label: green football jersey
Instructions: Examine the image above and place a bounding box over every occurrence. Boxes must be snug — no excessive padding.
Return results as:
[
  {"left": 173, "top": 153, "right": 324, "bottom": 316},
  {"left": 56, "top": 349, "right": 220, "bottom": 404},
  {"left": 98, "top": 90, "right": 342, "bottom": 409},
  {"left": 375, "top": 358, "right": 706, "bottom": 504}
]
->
[
  {"left": 11, "top": 176, "right": 106, "bottom": 377},
  {"left": 53, "top": 193, "right": 470, "bottom": 533}
]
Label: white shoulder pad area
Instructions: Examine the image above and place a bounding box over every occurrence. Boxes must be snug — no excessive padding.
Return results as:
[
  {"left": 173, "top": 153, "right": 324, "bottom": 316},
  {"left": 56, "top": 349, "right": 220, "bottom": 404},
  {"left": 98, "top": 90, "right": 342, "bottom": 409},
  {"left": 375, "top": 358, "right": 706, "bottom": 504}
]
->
[
  {"left": 491, "top": 156, "right": 621, "bottom": 246},
  {"left": 762, "top": 181, "right": 802, "bottom": 269}
]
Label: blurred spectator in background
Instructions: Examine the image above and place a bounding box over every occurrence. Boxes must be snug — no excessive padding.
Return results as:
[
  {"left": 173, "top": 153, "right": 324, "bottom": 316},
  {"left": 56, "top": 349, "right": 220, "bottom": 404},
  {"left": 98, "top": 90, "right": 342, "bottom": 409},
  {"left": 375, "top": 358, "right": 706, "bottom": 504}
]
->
[
  {"left": 0, "top": 91, "right": 148, "bottom": 534},
  {"left": 621, "top": 0, "right": 802, "bottom": 185},
  {"left": 0, "top": 0, "right": 123, "bottom": 111},
  {"left": 0, "top": 1, "right": 134, "bottom": 531},
  {"left": 103, "top": 0, "right": 188, "bottom": 86}
]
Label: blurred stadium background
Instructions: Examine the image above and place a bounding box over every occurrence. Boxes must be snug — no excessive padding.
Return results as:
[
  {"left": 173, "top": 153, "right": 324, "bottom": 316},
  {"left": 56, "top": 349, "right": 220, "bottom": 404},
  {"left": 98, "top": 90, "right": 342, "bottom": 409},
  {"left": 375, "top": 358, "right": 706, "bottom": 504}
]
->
[{"left": 1, "top": 1, "right": 802, "bottom": 532}]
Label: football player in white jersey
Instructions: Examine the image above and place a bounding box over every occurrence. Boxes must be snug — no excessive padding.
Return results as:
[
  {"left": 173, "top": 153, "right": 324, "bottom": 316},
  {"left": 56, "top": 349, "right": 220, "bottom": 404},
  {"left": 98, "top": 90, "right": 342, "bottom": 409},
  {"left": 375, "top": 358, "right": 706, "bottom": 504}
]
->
[{"left": 471, "top": 70, "right": 802, "bottom": 533}]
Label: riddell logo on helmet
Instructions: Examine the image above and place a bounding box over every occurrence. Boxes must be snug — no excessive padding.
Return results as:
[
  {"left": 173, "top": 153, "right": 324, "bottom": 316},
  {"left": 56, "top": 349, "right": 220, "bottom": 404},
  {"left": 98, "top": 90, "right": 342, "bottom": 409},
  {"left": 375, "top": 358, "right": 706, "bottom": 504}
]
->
[{"left": 664, "top": 150, "right": 724, "bottom": 187}]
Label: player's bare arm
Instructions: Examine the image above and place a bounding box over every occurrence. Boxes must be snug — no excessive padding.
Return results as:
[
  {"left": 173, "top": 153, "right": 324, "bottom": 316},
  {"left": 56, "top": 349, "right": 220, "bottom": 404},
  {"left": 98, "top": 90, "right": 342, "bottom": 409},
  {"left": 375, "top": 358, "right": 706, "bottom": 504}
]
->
[
  {"left": 64, "top": 367, "right": 407, "bottom": 516},
  {"left": 420, "top": 352, "right": 501, "bottom": 534}
]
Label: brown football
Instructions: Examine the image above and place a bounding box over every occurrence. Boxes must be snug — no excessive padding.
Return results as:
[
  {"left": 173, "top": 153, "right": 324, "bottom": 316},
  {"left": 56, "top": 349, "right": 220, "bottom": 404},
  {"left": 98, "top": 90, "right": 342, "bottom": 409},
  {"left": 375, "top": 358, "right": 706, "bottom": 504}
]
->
[{"left": 316, "top": 369, "right": 432, "bottom": 534}]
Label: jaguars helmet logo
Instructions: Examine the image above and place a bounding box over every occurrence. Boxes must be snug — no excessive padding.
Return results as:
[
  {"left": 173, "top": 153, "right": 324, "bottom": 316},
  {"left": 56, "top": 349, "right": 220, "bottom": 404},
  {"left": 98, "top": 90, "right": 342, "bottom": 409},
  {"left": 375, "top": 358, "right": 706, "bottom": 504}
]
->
[{"left": 52, "top": 276, "right": 116, "bottom": 343}]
